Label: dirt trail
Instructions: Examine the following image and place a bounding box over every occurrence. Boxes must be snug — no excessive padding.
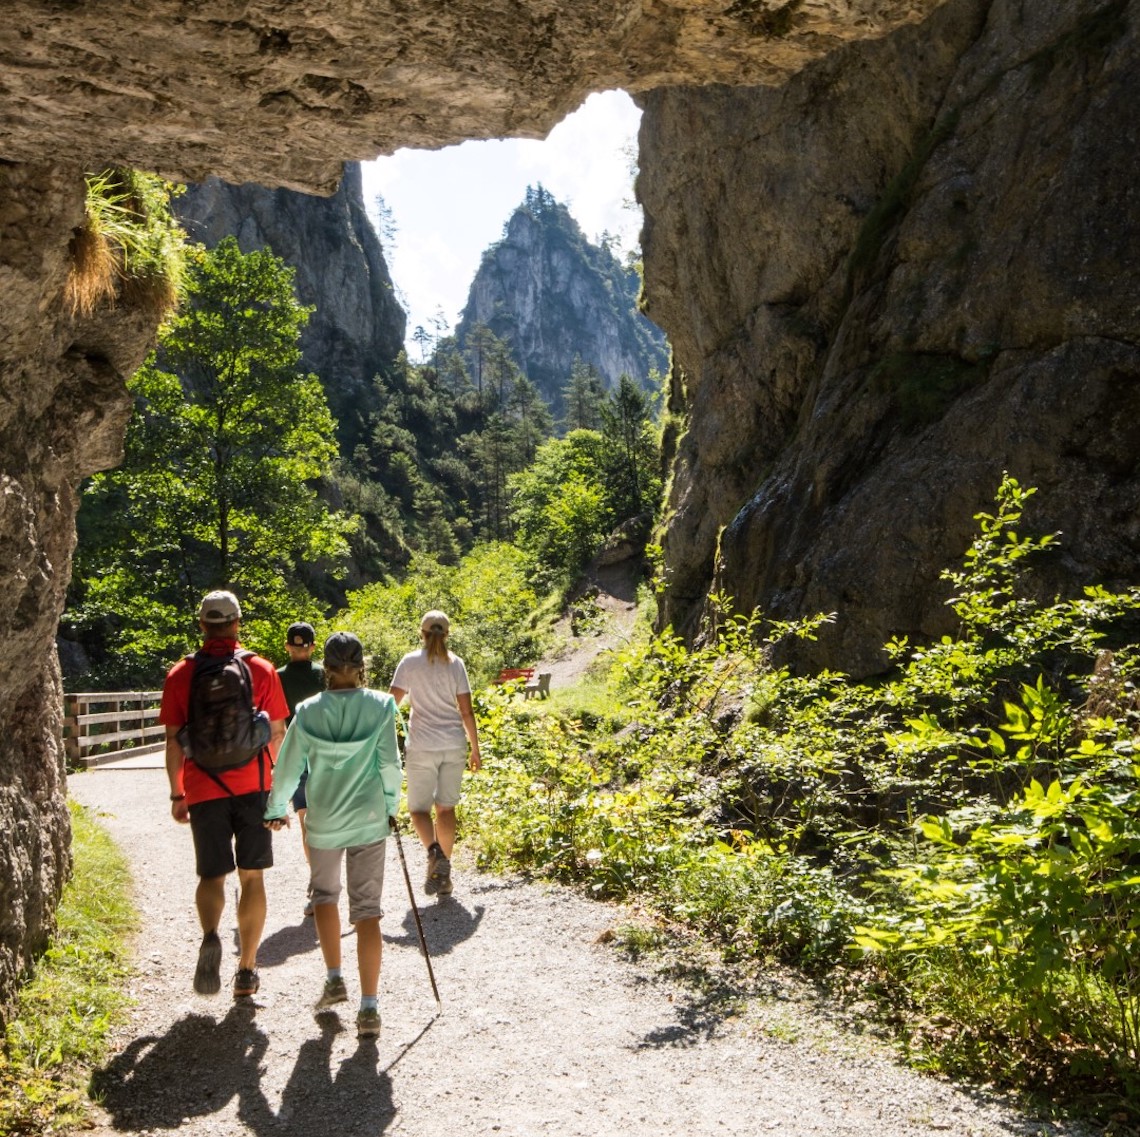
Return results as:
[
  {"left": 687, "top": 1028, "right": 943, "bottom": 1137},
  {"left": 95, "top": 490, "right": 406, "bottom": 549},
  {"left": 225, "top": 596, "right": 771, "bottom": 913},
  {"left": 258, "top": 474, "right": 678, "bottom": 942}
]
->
[
  {"left": 533, "top": 561, "right": 643, "bottom": 692},
  {"left": 67, "top": 746, "right": 1093, "bottom": 1137}
]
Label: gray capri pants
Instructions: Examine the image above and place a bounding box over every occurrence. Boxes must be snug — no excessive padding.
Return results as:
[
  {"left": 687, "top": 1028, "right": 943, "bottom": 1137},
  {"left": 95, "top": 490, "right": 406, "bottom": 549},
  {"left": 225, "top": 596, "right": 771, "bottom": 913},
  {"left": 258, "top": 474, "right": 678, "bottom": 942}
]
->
[{"left": 308, "top": 839, "right": 386, "bottom": 923}]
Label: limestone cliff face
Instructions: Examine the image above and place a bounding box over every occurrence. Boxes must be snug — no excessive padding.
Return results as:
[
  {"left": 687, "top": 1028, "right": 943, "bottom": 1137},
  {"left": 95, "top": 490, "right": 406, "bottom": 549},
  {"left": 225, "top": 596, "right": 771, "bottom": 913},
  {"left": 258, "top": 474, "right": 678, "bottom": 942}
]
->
[
  {"left": 175, "top": 163, "right": 406, "bottom": 450},
  {"left": 0, "top": 164, "right": 159, "bottom": 1009},
  {"left": 642, "top": 0, "right": 1140, "bottom": 674},
  {"left": 457, "top": 196, "right": 669, "bottom": 408},
  {"left": 0, "top": 2, "right": 946, "bottom": 192}
]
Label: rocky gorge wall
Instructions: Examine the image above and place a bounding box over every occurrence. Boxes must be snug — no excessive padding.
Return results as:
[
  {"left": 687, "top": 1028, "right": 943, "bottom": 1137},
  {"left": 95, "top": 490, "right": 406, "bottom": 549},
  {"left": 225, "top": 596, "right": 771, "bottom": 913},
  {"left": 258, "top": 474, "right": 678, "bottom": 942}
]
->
[
  {"left": 641, "top": 0, "right": 1140, "bottom": 674},
  {"left": 0, "top": 164, "right": 160, "bottom": 1009},
  {"left": 175, "top": 162, "right": 406, "bottom": 452},
  {"left": 0, "top": 0, "right": 1133, "bottom": 1013}
]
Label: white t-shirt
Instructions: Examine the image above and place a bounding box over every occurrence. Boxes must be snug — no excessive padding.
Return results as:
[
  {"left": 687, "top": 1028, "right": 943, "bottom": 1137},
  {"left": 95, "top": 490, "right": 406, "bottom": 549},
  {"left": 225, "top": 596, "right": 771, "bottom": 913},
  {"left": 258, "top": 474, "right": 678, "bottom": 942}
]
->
[{"left": 390, "top": 648, "right": 471, "bottom": 751}]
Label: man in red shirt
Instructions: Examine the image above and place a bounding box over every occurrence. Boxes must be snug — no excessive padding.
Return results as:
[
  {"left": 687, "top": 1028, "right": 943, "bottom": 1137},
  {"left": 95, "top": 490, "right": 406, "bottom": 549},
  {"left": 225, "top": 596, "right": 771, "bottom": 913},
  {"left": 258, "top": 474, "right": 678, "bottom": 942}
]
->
[{"left": 161, "top": 590, "right": 289, "bottom": 999}]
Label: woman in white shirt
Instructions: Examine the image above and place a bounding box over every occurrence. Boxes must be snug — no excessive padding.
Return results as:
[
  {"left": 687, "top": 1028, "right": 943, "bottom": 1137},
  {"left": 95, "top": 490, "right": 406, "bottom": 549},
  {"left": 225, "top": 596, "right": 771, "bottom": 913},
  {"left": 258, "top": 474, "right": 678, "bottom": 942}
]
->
[{"left": 389, "top": 610, "right": 482, "bottom": 896}]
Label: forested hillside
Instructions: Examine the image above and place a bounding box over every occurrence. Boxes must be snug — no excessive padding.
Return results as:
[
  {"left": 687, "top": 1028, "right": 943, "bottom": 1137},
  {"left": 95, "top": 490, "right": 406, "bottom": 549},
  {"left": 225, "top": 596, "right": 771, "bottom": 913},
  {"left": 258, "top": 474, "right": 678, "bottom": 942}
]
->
[{"left": 62, "top": 185, "right": 664, "bottom": 688}]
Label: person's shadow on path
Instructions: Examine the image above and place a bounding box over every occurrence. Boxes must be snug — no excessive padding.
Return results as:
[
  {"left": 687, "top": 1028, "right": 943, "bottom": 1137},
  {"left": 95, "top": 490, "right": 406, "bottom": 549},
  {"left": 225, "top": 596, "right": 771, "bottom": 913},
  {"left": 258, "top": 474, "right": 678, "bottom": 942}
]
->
[
  {"left": 91, "top": 1003, "right": 274, "bottom": 1131},
  {"left": 256, "top": 918, "right": 321, "bottom": 967},
  {"left": 92, "top": 1005, "right": 395, "bottom": 1136},
  {"left": 384, "top": 898, "right": 485, "bottom": 956},
  {"left": 278, "top": 1014, "right": 395, "bottom": 1134}
]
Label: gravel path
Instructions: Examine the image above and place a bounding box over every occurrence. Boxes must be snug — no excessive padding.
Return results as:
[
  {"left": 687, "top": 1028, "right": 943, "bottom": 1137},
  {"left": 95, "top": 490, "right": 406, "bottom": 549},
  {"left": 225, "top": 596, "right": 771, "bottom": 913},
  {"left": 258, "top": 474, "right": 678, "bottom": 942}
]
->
[{"left": 67, "top": 762, "right": 1094, "bottom": 1137}]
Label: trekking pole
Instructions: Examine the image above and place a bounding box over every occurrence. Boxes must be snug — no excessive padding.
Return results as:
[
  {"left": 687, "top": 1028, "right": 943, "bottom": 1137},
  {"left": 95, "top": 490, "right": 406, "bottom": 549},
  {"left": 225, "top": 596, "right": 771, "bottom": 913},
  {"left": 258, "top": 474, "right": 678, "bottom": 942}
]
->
[{"left": 389, "top": 815, "right": 442, "bottom": 1014}]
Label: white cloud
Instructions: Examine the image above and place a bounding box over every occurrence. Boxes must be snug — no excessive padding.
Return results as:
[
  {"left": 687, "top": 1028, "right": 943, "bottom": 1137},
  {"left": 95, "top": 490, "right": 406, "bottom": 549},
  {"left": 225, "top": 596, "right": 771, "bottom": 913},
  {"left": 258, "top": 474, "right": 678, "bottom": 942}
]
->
[
  {"left": 520, "top": 90, "right": 641, "bottom": 246},
  {"left": 360, "top": 90, "right": 641, "bottom": 349}
]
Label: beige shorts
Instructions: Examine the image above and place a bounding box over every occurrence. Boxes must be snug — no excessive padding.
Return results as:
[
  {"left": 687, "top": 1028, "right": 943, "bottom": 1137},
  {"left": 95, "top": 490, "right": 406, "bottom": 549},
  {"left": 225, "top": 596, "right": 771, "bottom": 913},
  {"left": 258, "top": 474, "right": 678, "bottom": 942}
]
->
[
  {"left": 404, "top": 745, "right": 468, "bottom": 813},
  {"left": 308, "top": 840, "right": 386, "bottom": 923}
]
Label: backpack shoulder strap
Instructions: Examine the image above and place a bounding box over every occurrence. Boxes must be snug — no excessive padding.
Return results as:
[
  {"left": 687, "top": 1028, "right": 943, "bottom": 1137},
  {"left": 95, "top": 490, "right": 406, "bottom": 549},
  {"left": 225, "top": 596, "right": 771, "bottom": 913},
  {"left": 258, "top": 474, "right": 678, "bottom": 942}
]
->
[{"left": 233, "top": 649, "right": 271, "bottom": 785}]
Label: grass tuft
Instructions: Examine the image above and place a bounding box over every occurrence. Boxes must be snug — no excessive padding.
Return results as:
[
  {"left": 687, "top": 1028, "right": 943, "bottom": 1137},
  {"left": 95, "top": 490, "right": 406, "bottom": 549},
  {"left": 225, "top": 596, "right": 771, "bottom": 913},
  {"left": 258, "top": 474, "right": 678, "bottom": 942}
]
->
[
  {"left": 64, "top": 221, "right": 119, "bottom": 319},
  {"left": 0, "top": 800, "right": 137, "bottom": 1136},
  {"left": 64, "top": 168, "right": 187, "bottom": 320}
]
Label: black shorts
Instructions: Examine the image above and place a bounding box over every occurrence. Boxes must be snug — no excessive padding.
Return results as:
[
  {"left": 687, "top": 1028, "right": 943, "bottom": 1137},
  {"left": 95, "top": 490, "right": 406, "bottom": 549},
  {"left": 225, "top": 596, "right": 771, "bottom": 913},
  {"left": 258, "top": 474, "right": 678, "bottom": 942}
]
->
[
  {"left": 291, "top": 768, "right": 309, "bottom": 812},
  {"left": 188, "top": 792, "right": 274, "bottom": 879}
]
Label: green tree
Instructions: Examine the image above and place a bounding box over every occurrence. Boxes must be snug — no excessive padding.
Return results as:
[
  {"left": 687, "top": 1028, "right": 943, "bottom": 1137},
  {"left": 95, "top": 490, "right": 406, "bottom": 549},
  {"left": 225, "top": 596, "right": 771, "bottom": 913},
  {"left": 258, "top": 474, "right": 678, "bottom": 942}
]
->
[
  {"left": 561, "top": 356, "right": 607, "bottom": 433},
  {"left": 508, "top": 431, "right": 610, "bottom": 586},
  {"left": 509, "top": 373, "right": 554, "bottom": 467},
  {"left": 71, "top": 237, "right": 354, "bottom": 682},
  {"left": 601, "top": 373, "right": 661, "bottom": 521},
  {"left": 339, "top": 543, "right": 541, "bottom": 687}
]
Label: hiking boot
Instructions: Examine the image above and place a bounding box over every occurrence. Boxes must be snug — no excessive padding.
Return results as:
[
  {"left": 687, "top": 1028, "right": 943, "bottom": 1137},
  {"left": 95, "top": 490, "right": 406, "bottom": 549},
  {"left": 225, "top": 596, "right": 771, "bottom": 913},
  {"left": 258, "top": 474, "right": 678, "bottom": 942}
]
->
[
  {"left": 193, "top": 931, "right": 222, "bottom": 996},
  {"left": 434, "top": 852, "right": 454, "bottom": 896},
  {"left": 424, "top": 842, "right": 443, "bottom": 895},
  {"left": 315, "top": 976, "right": 348, "bottom": 1010},
  {"left": 233, "top": 968, "right": 260, "bottom": 998},
  {"left": 427, "top": 845, "right": 452, "bottom": 896},
  {"left": 356, "top": 1006, "right": 381, "bottom": 1039}
]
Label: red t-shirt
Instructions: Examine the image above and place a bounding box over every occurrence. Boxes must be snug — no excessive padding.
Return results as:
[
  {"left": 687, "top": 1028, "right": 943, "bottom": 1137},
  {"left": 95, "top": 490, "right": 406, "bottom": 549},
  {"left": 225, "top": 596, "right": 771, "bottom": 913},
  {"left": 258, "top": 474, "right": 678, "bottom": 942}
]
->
[{"left": 160, "top": 638, "right": 289, "bottom": 804}]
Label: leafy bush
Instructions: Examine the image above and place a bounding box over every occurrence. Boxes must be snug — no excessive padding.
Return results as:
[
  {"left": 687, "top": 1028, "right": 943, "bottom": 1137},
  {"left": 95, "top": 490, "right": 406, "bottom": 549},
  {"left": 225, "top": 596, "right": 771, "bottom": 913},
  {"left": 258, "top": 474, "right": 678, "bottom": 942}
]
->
[
  {"left": 339, "top": 543, "right": 545, "bottom": 687},
  {"left": 464, "top": 474, "right": 1140, "bottom": 1109}
]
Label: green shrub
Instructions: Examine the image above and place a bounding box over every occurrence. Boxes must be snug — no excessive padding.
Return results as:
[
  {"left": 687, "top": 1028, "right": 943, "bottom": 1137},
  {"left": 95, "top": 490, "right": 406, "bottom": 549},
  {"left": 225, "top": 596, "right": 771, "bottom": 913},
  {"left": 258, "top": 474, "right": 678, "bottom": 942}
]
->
[
  {"left": 465, "top": 473, "right": 1140, "bottom": 1110},
  {"left": 340, "top": 543, "right": 545, "bottom": 687}
]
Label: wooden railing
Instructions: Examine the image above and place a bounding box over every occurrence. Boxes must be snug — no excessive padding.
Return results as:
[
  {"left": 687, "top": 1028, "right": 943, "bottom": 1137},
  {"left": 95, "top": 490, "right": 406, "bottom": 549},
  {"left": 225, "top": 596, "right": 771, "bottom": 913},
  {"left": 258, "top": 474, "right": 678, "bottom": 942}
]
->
[{"left": 63, "top": 690, "right": 164, "bottom": 768}]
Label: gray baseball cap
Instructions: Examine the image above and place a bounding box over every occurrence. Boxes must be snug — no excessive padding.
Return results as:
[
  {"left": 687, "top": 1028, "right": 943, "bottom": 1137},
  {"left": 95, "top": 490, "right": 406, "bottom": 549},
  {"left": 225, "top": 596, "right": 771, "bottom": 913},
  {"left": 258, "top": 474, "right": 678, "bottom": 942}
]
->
[{"left": 199, "top": 590, "right": 241, "bottom": 623}]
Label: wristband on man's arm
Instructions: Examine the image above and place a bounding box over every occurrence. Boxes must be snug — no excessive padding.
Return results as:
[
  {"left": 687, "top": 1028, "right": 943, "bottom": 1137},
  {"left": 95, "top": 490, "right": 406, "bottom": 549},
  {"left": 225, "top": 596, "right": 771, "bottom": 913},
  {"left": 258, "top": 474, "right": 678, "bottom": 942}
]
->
[{"left": 170, "top": 793, "right": 186, "bottom": 801}]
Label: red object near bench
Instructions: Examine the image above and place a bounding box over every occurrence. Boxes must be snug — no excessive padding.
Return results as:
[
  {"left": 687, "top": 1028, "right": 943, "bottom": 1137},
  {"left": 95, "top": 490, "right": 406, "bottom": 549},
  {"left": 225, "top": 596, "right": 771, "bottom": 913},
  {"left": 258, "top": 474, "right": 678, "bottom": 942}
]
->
[{"left": 495, "top": 667, "right": 535, "bottom": 684}]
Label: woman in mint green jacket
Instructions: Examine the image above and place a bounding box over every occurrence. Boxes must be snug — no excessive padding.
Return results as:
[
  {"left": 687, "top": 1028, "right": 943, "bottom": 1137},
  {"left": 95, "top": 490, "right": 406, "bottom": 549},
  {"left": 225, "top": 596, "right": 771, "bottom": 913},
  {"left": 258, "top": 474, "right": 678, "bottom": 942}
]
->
[{"left": 264, "top": 632, "right": 401, "bottom": 1039}]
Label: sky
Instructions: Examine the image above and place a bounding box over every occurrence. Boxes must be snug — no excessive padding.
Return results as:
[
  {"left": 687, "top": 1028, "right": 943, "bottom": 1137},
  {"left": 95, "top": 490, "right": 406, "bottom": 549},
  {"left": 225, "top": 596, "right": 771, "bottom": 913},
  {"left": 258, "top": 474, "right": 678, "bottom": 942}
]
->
[{"left": 359, "top": 89, "right": 642, "bottom": 351}]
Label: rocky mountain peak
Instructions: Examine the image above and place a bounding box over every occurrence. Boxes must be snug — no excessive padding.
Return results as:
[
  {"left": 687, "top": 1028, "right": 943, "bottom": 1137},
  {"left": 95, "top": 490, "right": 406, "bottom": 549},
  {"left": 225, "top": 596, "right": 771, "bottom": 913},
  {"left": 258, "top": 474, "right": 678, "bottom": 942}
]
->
[{"left": 457, "top": 187, "right": 668, "bottom": 411}]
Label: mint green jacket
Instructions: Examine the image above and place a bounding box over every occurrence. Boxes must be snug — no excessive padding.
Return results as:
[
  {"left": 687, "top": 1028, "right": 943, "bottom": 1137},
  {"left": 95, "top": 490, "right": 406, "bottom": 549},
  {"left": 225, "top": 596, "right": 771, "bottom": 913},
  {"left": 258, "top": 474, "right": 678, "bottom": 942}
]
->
[{"left": 264, "top": 687, "right": 402, "bottom": 850}]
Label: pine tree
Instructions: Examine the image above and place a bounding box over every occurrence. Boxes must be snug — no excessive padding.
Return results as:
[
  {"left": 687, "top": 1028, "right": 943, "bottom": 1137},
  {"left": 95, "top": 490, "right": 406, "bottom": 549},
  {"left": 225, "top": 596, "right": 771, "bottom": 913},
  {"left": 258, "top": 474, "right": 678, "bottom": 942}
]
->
[
  {"left": 561, "top": 356, "right": 608, "bottom": 432},
  {"left": 71, "top": 237, "right": 352, "bottom": 680},
  {"left": 601, "top": 373, "right": 661, "bottom": 521}
]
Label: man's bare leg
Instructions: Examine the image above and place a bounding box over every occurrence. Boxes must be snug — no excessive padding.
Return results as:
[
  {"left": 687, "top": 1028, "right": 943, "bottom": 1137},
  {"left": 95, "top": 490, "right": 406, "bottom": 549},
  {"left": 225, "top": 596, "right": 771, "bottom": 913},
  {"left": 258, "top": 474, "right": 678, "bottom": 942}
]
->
[
  {"left": 196, "top": 875, "right": 225, "bottom": 933},
  {"left": 235, "top": 867, "right": 266, "bottom": 971},
  {"left": 193, "top": 875, "right": 226, "bottom": 995}
]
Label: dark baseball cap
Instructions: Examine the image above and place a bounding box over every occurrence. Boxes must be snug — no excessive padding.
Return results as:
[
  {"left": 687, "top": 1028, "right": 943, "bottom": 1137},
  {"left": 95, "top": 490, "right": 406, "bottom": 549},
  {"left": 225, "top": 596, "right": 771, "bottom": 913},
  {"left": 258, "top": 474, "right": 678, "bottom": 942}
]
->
[
  {"left": 286, "top": 622, "right": 316, "bottom": 646},
  {"left": 323, "top": 631, "right": 364, "bottom": 670}
]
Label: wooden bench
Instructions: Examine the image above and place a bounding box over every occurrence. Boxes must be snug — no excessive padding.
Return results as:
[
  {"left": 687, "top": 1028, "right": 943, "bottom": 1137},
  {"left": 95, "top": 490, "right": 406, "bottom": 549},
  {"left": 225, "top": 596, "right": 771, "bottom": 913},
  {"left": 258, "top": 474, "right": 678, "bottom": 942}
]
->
[
  {"left": 495, "top": 667, "right": 535, "bottom": 685},
  {"left": 523, "top": 672, "right": 551, "bottom": 700}
]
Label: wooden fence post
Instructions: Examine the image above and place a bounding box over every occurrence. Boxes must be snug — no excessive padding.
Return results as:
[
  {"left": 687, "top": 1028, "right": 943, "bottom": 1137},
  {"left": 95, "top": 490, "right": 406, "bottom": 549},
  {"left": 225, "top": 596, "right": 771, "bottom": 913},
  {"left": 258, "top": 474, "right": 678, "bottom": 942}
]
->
[{"left": 63, "top": 694, "right": 80, "bottom": 768}]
